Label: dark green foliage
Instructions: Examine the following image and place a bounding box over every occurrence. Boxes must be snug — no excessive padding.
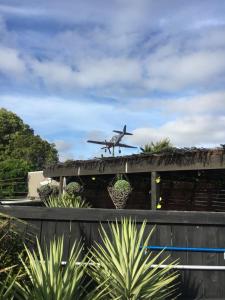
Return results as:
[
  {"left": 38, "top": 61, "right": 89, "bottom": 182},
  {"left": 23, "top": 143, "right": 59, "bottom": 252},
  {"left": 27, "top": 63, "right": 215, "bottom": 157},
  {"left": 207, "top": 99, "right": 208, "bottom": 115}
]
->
[
  {"left": 141, "top": 138, "right": 173, "bottom": 154},
  {"left": 0, "top": 108, "right": 58, "bottom": 198},
  {"left": 0, "top": 214, "right": 31, "bottom": 293},
  {"left": 65, "top": 182, "right": 82, "bottom": 196},
  {"left": 113, "top": 179, "right": 131, "bottom": 192},
  {"left": 37, "top": 184, "right": 59, "bottom": 201},
  {"left": 0, "top": 108, "right": 58, "bottom": 169},
  {"left": 0, "top": 159, "right": 31, "bottom": 198}
]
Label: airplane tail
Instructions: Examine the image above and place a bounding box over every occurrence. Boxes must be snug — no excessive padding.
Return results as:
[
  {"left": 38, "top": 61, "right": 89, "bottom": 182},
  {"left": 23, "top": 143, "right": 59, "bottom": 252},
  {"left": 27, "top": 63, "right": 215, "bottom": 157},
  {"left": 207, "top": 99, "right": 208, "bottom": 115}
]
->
[{"left": 113, "top": 125, "right": 133, "bottom": 135}]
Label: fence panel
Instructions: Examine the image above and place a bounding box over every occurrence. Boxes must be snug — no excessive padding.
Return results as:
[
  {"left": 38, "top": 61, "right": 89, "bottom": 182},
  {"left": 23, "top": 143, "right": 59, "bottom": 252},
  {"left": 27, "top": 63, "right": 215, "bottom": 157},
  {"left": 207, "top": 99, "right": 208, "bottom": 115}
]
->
[{"left": 1, "top": 207, "right": 225, "bottom": 299}]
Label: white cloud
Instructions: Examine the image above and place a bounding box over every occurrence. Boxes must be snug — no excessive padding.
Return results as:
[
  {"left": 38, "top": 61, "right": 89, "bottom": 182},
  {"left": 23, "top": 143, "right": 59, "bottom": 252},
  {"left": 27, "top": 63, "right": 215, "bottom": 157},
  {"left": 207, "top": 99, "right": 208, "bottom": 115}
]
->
[
  {"left": 0, "top": 4, "right": 46, "bottom": 17},
  {"left": 129, "top": 115, "right": 225, "bottom": 148},
  {"left": 76, "top": 58, "right": 142, "bottom": 87},
  {"left": 31, "top": 57, "right": 142, "bottom": 88},
  {"left": 0, "top": 46, "right": 26, "bottom": 77},
  {"left": 54, "top": 140, "right": 75, "bottom": 161},
  {"left": 145, "top": 50, "right": 225, "bottom": 91}
]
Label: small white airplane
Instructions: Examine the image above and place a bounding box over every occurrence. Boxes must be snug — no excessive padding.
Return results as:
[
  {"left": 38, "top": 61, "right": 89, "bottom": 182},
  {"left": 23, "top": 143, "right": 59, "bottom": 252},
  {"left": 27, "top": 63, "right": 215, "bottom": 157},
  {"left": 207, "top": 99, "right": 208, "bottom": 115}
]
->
[{"left": 87, "top": 125, "right": 137, "bottom": 155}]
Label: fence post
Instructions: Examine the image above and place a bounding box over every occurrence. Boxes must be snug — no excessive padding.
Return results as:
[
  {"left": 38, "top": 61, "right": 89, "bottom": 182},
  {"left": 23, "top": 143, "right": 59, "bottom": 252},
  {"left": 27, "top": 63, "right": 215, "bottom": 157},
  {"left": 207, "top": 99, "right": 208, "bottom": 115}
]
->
[
  {"left": 151, "top": 171, "right": 160, "bottom": 210},
  {"left": 59, "top": 176, "right": 63, "bottom": 195}
]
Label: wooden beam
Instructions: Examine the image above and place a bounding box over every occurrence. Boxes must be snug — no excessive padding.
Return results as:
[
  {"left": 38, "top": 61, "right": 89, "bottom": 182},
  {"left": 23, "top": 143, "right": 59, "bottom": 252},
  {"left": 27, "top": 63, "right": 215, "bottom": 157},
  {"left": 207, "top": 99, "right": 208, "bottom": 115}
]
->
[
  {"left": 151, "top": 171, "right": 160, "bottom": 210},
  {"left": 43, "top": 152, "right": 225, "bottom": 177},
  {"left": 1, "top": 206, "right": 225, "bottom": 225}
]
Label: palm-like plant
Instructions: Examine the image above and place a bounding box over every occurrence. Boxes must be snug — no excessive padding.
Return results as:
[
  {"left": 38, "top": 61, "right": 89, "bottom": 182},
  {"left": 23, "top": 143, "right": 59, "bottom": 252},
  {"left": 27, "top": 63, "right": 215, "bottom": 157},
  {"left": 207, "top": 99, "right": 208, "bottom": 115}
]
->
[
  {"left": 44, "top": 194, "right": 91, "bottom": 208},
  {"left": 16, "top": 237, "right": 86, "bottom": 300},
  {"left": 88, "top": 218, "right": 179, "bottom": 300},
  {"left": 141, "top": 138, "right": 173, "bottom": 154}
]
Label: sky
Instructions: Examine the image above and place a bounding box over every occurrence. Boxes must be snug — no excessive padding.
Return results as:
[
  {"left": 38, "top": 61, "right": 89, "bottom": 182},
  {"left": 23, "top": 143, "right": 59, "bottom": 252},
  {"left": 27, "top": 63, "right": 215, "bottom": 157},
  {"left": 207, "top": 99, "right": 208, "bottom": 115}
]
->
[{"left": 0, "top": 0, "right": 225, "bottom": 160}]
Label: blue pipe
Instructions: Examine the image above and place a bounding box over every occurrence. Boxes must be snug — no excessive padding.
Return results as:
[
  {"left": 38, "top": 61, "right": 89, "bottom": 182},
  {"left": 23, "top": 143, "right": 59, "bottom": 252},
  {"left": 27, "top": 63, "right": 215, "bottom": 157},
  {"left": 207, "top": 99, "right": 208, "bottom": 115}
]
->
[{"left": 145, "top": 246, "right": 225, "bottom": 253}]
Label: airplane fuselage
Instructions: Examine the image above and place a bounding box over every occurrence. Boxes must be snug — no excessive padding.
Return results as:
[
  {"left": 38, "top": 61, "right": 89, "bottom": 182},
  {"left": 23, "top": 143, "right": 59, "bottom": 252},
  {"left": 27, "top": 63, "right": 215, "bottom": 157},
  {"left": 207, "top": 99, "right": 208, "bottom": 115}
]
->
[{"left": 109, "top": 133, "right": 124, "bottom": 146}]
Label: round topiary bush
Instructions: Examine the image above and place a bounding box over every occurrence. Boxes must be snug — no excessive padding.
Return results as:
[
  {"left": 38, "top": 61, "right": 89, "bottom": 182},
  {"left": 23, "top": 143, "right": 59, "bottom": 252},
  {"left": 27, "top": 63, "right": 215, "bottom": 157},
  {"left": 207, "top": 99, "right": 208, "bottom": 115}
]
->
[
  {"left": 65, "top": 182, "right": 82, "bottom": 196},
  {"left": 37, "top": 184, "right": 59, "bottom": 201},
  {"left": 113, "top": 179, "right": 131, "bottom": 192}
]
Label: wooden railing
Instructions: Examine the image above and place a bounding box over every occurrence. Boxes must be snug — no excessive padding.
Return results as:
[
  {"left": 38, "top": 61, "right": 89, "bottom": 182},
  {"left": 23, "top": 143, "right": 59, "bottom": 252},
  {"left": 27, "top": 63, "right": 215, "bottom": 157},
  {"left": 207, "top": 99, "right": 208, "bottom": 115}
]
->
[{"left": 0, "top": 177, "right": 27, "bottom": 199}]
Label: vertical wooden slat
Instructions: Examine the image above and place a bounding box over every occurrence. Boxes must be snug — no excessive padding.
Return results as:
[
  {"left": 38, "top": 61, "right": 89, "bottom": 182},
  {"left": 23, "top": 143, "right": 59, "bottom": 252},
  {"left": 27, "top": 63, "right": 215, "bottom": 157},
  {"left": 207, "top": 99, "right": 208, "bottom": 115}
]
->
[
  {"left": 151, "top": 172, "right": 160, "bottom": 210},
  {"left": 202, "top": 226, "right": 220, "bottom": 298},
  {"left": 187, "top": 225, "right": 204, "bottom": 298},
  {"left": 55, "top": 221, "right": 71, "bottom": 261},
  {"left": 40, "top": 220, "right": 56, "bottom": 254},
  {"left": 216, "top": 226, "right": 225, "bottom": 298},
  {"left": 59, "top": 176, "right": 63, "bottom": 195}
]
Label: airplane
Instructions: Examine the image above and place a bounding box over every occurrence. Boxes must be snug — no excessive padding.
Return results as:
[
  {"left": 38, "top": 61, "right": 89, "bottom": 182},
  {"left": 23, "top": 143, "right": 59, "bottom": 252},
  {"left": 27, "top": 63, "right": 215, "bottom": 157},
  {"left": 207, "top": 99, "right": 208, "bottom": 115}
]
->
[{"left": 87, "top": 125, "right": 137, "bottom": 156}]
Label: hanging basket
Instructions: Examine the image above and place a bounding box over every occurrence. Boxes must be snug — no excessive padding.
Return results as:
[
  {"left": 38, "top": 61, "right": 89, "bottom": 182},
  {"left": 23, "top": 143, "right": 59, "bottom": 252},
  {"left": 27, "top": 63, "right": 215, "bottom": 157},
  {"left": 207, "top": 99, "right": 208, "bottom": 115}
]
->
[
  {"left": 107, "top": 174, "right": 132, "bottom": 209},
  {"left": 65, "top": 180, "right": 84, "bottom": 196}
]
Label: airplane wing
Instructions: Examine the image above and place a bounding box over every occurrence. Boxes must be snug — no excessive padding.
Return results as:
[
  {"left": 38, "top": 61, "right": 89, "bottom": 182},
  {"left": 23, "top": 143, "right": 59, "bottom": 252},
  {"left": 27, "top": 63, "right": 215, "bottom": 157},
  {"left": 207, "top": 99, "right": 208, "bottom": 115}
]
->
[
  {"left": 87, "top": 140, "right": 113, "bottom": 146},
  {"left": 117, "top": 143, "right": 137, "bottom": 149}
]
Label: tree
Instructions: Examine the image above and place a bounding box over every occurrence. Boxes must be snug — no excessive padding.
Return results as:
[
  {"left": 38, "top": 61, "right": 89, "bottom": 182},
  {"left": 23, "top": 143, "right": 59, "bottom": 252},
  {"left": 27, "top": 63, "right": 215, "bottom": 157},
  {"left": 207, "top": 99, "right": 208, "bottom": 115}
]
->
[
  {"left": 0, "top": 108, "right": 58, "bottom": 169},
  {"left": 0, "top": 108, "right": 58, "bottom": 198},
  {"left": 140, "top": 138, "right": 173, "bottom": 154}
]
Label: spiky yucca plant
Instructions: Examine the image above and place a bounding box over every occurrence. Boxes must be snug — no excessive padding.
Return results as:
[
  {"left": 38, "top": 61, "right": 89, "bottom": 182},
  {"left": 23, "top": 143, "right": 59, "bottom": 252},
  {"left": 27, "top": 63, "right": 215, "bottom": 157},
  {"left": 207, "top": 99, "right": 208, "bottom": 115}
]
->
[
  {"left": 88, "top": 218, "right": 179, "bottom": 300},
  {"left": 16, "top": 237, "right": 86, "bottom": 300},
  {"left": 44, "top": 194, "right": 91, "bottom": 208}
]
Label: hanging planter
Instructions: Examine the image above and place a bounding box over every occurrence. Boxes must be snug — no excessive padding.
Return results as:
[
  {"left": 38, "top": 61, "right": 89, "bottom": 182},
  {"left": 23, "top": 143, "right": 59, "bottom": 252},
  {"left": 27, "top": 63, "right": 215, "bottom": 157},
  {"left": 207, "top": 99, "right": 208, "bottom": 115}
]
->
[
  {"left": 108, "top": 175, "right": 132, "bottom": 209},
  {"left": 65, "top": 180, "right": 84, "bottom": 196}
]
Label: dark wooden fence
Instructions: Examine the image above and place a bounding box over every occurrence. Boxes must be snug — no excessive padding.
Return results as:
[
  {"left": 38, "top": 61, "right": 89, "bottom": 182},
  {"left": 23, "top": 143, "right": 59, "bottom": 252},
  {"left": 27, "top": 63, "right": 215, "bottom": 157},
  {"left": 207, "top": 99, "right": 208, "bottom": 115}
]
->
[{"left": 1, "top": 206, "right": 225, "bottom": 299}]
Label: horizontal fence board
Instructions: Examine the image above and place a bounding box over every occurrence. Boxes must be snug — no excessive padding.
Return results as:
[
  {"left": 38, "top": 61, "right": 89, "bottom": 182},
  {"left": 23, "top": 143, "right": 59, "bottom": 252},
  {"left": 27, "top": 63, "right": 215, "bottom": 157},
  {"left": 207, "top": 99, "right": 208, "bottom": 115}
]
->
[{"left": 2, "top": 206, "right": 225, "bottom": 225}]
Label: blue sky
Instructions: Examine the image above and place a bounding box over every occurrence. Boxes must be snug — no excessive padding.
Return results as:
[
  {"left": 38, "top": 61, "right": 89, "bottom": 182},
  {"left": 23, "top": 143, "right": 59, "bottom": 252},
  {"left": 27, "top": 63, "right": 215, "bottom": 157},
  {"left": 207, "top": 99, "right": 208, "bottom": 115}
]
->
[{"left": 1, "top": 0, "right": 225, "bottom": 160}]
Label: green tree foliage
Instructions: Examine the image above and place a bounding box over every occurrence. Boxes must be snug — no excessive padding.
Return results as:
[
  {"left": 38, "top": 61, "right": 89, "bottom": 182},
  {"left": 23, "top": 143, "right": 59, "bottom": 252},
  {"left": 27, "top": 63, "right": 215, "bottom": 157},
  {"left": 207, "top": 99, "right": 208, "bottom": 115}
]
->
[
  {"left": 0, "top": 159, "right": 31, "bottom": 198},
  {"left": 141, "top": 138, "right": 173, "bottom": 154},
  {"left": 0, "top": 108, "right": 58, "bottom": 169},
  {"left": 0, "top": 108, "right": 58, "bottom": 198}
]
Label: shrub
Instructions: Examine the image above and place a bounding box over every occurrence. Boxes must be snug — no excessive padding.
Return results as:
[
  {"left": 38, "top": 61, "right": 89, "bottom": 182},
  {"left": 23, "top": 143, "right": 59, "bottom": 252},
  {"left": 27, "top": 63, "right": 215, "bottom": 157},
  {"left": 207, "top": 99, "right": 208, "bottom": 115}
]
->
[
  {"left": 16, "top": 237, "right": 87, "bottom": 300},
  {"left": 65, "top": 182, "right": 82, "bottom": 196},
  {"left": 88, "top": 218, "right": 179, "bottom": 299},
  {"left": 113, "top": 179, "right": 131, "bottom": 193},
  {"left": 37, "top": 184, "right": 59, "bottom": 201},
  {"left": 0, "top": 213, "right": 31, "bottom": 299},
  {"left": 44, "top": 194, "right": 91, "bottom": 208}
]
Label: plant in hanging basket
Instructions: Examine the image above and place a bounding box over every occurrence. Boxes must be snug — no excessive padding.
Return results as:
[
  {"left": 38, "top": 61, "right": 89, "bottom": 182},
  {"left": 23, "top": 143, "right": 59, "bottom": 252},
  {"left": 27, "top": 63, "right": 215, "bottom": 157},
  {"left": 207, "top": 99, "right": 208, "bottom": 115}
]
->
[
  {"left": 108, "top": 178, "right": 132, "bottom": 209},
  {"left": 65, "top": 181, "right": 83, "bottom": 196}
]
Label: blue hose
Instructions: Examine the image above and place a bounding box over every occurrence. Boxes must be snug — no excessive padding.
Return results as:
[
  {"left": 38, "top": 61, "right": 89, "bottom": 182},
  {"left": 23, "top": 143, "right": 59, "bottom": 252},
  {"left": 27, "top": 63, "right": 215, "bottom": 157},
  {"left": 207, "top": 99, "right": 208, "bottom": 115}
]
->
[{"left": 145, "top": 246, "right": 225, "bottom": 253}]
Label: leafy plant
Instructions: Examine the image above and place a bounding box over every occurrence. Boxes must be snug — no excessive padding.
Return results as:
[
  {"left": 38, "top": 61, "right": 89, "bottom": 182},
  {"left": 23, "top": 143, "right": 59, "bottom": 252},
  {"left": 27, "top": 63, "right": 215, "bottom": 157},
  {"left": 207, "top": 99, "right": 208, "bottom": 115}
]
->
[
  {"left": 0, "top": 213, "right": 31, "bottom": 299},
  {"left": 0, "top": 214, "right": 29, "bottom": 282},
  {"left": 65, "top": 182, "right": 82, "bottom": 196},
  {"left": 16, "top": 237, "right": 86, "bottom": 300},
  {"left": 141, "top": 138, "right": 173, "bottom": 154},
  {"left": 44, "top": 194, "right": 91, "bottom": 208},
  {"left": 37, "top": 184, "right": 59, "bottom": 201},
  {"left": 113, "top": 179, "right": 131, "bottom": 193},
  {"left": 0, "top": 264, "right": 21, "bottom": 300},
  {"left": 88, "top": 218, "right": 179, "bottom": 299}
]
